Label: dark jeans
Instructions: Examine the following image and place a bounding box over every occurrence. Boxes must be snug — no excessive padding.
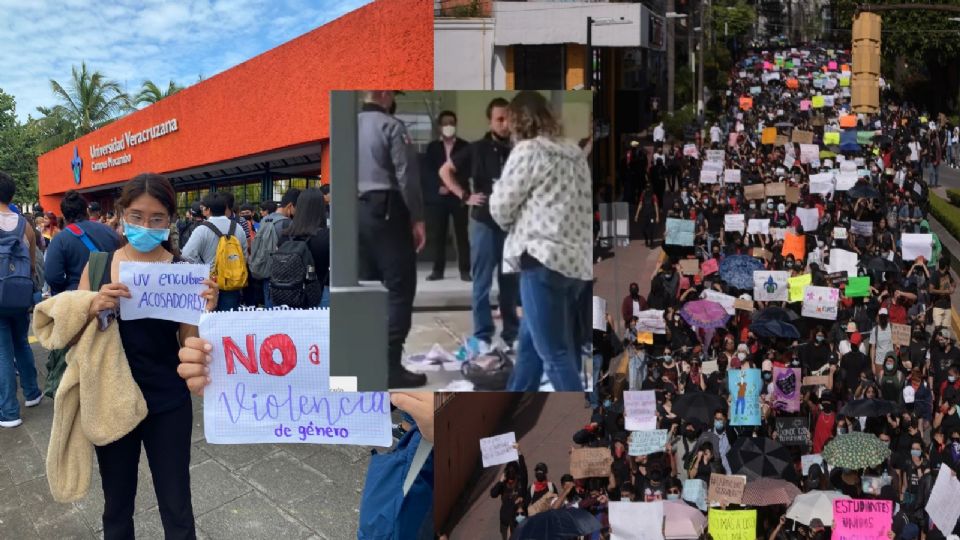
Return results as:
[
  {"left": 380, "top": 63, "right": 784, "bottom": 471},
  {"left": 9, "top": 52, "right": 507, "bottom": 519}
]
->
[
  {"left": 96, "top": 400, "right": 195, "bottom": 540},
  {"left": 359, "top": 191, "right": 417, "bottom": 368},
  {"left": 216, "top": 290, "right": 242, "bottom": 312},
  {"left": 470, "top": 219, "right": 519, "bottom": 344},
  {"left": 426, "top": 199, "right": 469, "bottom": 277},
  {"left": 0, "top": 310, "right": 39, "bottom": 421}
]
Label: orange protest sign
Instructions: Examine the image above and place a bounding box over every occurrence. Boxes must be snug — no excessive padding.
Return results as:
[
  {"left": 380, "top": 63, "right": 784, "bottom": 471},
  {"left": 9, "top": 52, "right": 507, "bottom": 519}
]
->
[
  {"left": 761, "top": 127, "right": 777, "bottom": 145},
  {"left": 786, "top": 78, "right": 799, "bottom": 90},
  {"left": 839, "top": 115, "right": 857, "bottom": 128},
  {"left": 782, "top": 232, "right": 807, "bottom": 261},
  {"left": 841, "top": 64, "right": 850, "bottom": 72},
  {"left": 739, "top": 96, "right": 753, "bottom": 110}
]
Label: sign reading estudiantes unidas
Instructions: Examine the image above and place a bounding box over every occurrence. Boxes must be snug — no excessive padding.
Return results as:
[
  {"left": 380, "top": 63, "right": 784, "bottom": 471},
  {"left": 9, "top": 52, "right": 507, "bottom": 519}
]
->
[{"left": 88, "top": 118, "right": 179, "bottom": 172}]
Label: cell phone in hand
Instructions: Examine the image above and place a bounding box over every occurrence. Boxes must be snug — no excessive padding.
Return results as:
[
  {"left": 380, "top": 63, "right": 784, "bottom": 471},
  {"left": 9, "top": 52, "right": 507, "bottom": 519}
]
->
[{"left": 97, "top": 308, "right": 118, "bottom": 331}]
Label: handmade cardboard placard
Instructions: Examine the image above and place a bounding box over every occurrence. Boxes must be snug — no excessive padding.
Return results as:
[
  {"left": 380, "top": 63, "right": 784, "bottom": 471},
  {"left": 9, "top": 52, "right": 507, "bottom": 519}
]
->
[
  {"left": 480, "top": 432, "right": 518, "bottom": 467},
  {"left": 785, "top": 185, "right": 801, "bottom": 204},
  {"left": 118, "top": 262, "right": 210, "bottom": 325},
  {"left": 201, "top": 309, "right": 392, "bottom": 447},
  {"left": 792, "top": 129, "right": 814, "bottom": 144},
  {"left": 775, "top": 134, "right": 789, "bottom": 147},
  {"left": 891, "top": 323, "right": 911, "bottom": 347},
  {"left": 765, "top": 182, "right": 786, "bottom": 197},
  {"left": 571, "top": 447, "right": 614, "bottom": 478},
  {"left": 708, "top": 473, "right": 747, "bottom": 506},
  {"left": 802, "top": 375, "right": 831, "bottom": 388},
  {"left": 744, "top": 184, "right": 766, "bottom": 200},
  {"left": 832, "top": 500, "right": 892, "bottom": 540},
  {"left": 734, "top": 298, "right": 754, "bottom": 311},
  {"left": 680, "top": 259, "right": 701, "bottom": 275}
]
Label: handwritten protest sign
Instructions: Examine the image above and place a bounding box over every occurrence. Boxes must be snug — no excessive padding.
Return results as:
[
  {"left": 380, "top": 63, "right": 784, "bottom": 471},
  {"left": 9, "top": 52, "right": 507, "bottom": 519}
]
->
[
  {"left": 609, "top": 501, "right": 664, "bottom": 540},
  {"left": 891, "top": 323, "right": 911, "bottom": 347},
  {"left": 844, "top": 276, "right": 870, "bottom": 298},
  {"left": 833, "top": 499, "right": 892, "bottom": 540},
  {"left": 802, "top": 375, "right": 831, "bottom": 389},
  {"left": 708, "top": 509, "right": 756, "bottom": 540},
  {"left": 809, "top": 172, "right": 835, "bottom": 195},
  {"left": 802, "top": 286, "right": 840, "bottom": 320},
  {"left": 788, "top": 273, "right": 812, "bottom": 302},
  {"left": 753, "top": 247, "right": 773, "bottom": 261},
  {"left": 201, "top": 309, "right": 392, "bottom": 446},
  {"left": 724, "top": 214, "right": 745, "bottom": 234},
  {"left": 926, "top": 465, "right": 960, "bottom": 534},
  {"left": 679, "top": 259, "right": 700, "bottom": 275},
  {"left": 724, "top": 169, "right": 742, "bottom": 184},
  {"left": 744, "top": 184, "right": 766, "bottom": 200},
  {"left": 792, "top": 130, "right": 814, "bottom": 144},
  {"left": 637, "top": 310, "right": 666, "bottom": 334},
  {"left": 683, "top": 143, "right": 699, "bottom": 158},
  {"left": 624, "top": 391, "right": 657, "bottom": 431},
  {"left": 827, "top": 249, "right": 858, "bottom": 278},
  {"left": 665, "top": 218, "right": 695, "bottom": 246},
  {"left": 593, "top": 296, "right": 607, "bottom": 331},
  {"left": 629, "top": 430, "right": 669, "bottom": 456},
  {"left": 765, "top": 182, "right": 786, "bottom": 197},
  {"left": 796, "top": 207, "right": 819, "bottom": 232},
  {"left": 708, "top": 474, "right": 747, "bottom": 506},
  {"left": 850, "top": 220, "right": 873, "bottom": 236},
  {"left": 782, "top": 232, "right": 807, "bottom": 261},
  {"left": 775, "top": 416, "right": 810, "bottom": 446},
  {"left": 775, "top": 134, "right": 789, "bottom": 147},
  {"left": 701, "top": 258, "right": 719, "bottom": 276},
  {"left": 799, "top": 144, "right": 820, "bottom": 164},
  {"left": 901, "top": 233, "right": 932, "bottom": 261},
  {"left": 729, "top": 369, "right": 761, "bottom": 426},
  {"left": 683, "top": 479, "right": 708, "bottom": 511},
  {"left": 746, "top": 219, "right": 769, "bottom": 235},
  {"left": 786, "top": 185, "right": 801, "bottom": 203},
  {"left": 754, "top": 271, "right": 789, "bottom": 302},
  {"left": 801, "top": 454, "right": 824, "bottom": 476},
  {"left": 834, "top": 227, "right": 848, "bottom": 240},
  {"left": 835, "top": 171, "right": 858, "bottom": 191},
  {"left": 700, "top": 169, "right": 719, "bottom": 184},
  {"left": 761, "top": 127, "right": 776, "bottom": 144},
  {"left": 480, "top": 432, "right": 518, "bottom": 467},
  {"left": 571, "top": 447, "right": 614, "bottom": 478},
  {"left": 118, "top": 262, "right": 209, "bottom": 325},
  {"left": 823, "top": 131, "right": 840, "bottom": 145},
  {"left": 772, "top": 367, "right": 801, "bottom": 413}
]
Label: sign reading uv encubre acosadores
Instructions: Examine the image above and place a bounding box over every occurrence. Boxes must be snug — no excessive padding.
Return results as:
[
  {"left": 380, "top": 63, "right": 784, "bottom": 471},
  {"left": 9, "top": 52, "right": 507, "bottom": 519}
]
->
[{"left": 201, "top": 308, "right": 392, "bottom": 447}]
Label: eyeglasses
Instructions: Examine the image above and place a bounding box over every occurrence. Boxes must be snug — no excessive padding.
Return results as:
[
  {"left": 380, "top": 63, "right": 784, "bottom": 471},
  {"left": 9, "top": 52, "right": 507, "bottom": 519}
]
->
[{"left": 124, "top": 212, "right": 170, "bottom": 229}]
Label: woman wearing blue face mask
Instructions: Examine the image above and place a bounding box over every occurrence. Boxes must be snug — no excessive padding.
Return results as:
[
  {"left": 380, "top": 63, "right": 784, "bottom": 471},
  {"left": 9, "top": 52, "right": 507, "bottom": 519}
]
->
[
  {"left": 79, "top": 174, "right": 218, "bottom": 539},
  {"left": 899, "top": 441, "right": 928, "bottom": 512}
]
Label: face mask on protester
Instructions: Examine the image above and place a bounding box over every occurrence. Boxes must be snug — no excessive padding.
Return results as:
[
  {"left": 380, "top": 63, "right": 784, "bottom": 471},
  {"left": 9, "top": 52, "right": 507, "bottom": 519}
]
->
[
  {"left": 441, "top": 125, "right": 457, "bottom": 138},
  {"left": 816, "top": 335, "right": 825, "bottom": 343},
  {"left": 667, "top": 493, "right": 680, "bottom": 501},
  {"left": 603, "top": 400, "right": 612, "bottom": 409},
  {"left": 911, "top": 449, "right": 922, "bottom": 458},
  {"left": 123, "top": 221, "right": 169, "bottom": 253},
  {"left": 714, "top": 420, "right": 724, "bottom": 431},
  {"left": 763, "top": 372, "right": 772, "bottom": 381},
  {"left": 949, "top": 376, "right": 957, "bottom": 383},
  {"left": 516, "top": 515, "right": 526, "bottom": 524},
  {"left": 738, "top": 352, "right": 747, "bottom": 361}
]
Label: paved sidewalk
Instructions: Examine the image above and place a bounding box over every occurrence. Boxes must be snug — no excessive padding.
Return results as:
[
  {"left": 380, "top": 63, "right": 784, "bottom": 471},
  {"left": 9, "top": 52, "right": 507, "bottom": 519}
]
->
[{"left": 0, "top": 342, "right": 376, "bottom": 539}]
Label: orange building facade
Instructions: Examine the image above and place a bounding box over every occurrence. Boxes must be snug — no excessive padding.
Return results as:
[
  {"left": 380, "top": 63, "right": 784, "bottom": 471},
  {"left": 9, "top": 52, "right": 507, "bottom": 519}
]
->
[{"left": 37, "top": 0, "right": 432, "bottom": 215}]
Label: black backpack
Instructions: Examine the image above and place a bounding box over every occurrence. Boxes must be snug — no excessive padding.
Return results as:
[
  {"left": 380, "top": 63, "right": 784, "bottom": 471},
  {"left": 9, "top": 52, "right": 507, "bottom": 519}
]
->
[
  {"left": 179, "top": 220, "right": 201, "bottom": 250},
  {"left": 268, "top": 234, "right": 323, "bottom": 308}
]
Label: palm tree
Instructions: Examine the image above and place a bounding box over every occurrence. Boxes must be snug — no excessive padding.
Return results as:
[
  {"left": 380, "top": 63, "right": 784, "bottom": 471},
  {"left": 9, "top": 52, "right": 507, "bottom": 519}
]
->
[
  {"left": 135, "top": 80, "right": 183, "bottom": 106},
  {"left": 36, "top": 62, "right": 131, "bottom": 150}
]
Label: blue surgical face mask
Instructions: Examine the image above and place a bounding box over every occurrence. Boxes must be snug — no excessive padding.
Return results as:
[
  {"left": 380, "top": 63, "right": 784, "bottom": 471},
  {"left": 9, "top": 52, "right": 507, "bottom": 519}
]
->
[
  {"left": 603, "top": 400, "right": 612, "bottom": 409},
  {"left": 911, "top": 449, "right": 922, "bottom": 458},
  {"left": 516, "top": 515, "right": 526, "bottom": 524},
  {"left": 714, "top": 420, "right": 724, "bottom": 431},
  {"left": 667, "top": 493, "right": 680, "bottom": 500},
  {"left": 949, "top": 376, "right": 957, "bottom": 383},
  {"left": 123, "top": 221, "right": 169, "bottom": 253}
]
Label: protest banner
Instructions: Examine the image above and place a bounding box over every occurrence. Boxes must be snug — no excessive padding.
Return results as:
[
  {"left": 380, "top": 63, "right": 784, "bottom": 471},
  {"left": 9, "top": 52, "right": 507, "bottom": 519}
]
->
[
  {"left": 700, "top": 169, "right": 719, "bottom": 184},
  {"left": 703, "top": 289, "right": 736, "bottom": 316},
  {"left": 827, "top": 249, "right": 859, "bottom": 277},
  {"left": 571, "top": 447, "right": 614, "bottom": 478},
  {"left": 701, "top": 258, "right": 719, "bottom": 276},
  {"left": 765, "top": 182, "right": 786, "bottom": 197},
  {"left": 802, "top": 286, "right": 840, "bottom": 320},
  {"left": 118, "top": 262, "right": 210, "bottom": 325},
  {"left": 786, "top": 185, "right": 801, "bottom": 203},
  {"left": 708, "top": 474, "right": 747, "bottom": 506},
  {"left": 788, "top": 273, "right": 812, "bottom": 302},
  {"left": 844, "top": 276, "right": 870, "bottom": 298},
  {"left": 825, "top": 271, "right": 849, "bottom": 285},
  {"left": 739, "top": 96, "right": 753, "bottom": 110},
  {"left": 775, "top": 416, "right": 811, "bottom": 446},
  {"left": 708, "top": 509, "right": 756, "bottom": 540},
  {"left": 728, "top": 369, "right": 761, "bottom": 426},
  {"left": 833, "top": 227, "right": 848, "bottom": 240},
  {"left": 823, "top": 131, "right": 840, "bottom": 145},
  {"left": 683, "top": 143, "right": 699, "bottom": 158},
  {"left": 926, "top": 464, "right": 960, "bottom": 534},
  {"left": 811, "top": 95, "right": 825, "bottom": 108},
  {"left": 706, "top": 149, "right": 724, "bottom": 163},
  {"left": 593, "top": 297, "right": 607, "bottom": 331},
  {"left": 724, "top": 214, "right": 745, "bottom": 234},
  {"left": 796, "top": 207, "right": 819, "bottom": 232},
  {"left": 772, "top": 367, "right": 801, "bottom": 413},
  {"left": 782, "top": 232, "right": 807, "bottom": 261},
  {"left": 901, "top": 233, "right": 932, "bottom": 261},
  {"left": 792, "top": 129, "right": 814, "bottom": 144},
  {"left": 724, "top": 169, "right": 742, "bottom": 184},
  {"left": 629, "top": 429, "right": 669, "bottom": 456},
  {"left": 479, "top": 432, "right": 518, "bottom": 467},
  {"left": 801, "top": 454, "right": 824, "bottom": 476},
  {"left": 746, "top": 219, "right": 769, "bottom": 235},
  {"left": 665, "top": 218, "right": 695, "bottom": 246},
  {"left": 799, "top": 144, "right": 819, "bottom": 164},
  {"left": 624, "top": 390, "right": 657, "bottom": 431},
  {"left": 754, "top": 271, "right": 789, "bottom": 302},
  {"left": 783, "top": 154, "right": 797, "bottom": 170},
  {"left": 683, "top": 479, "right": 708, "bottom": 511},
  {"left": 850, "top": 220, "right": 873, "bottom": 236},
  {"left": 891, "top": 323, "right": 911, "bottom": 347},
  {"left": 832, "top": 499, "right": 892, "bottom": 540},
  {"left": 744, "top": 183, "right": 766, "bottom": 200},
  {"left": 637, "top": 310, "right": 667, "bottom": 334},
  {"left": 800, "top": 99, "right": 811, "bottom": 111},
  {"left": 609, "top": 501, "right": 664, "bottom": 540},
  {"left": 679, "top": 259, "right": 700, "bottom": 275},
  {"left": 761, "top": 127, "right": 776, "bottom": 144},
  {"left": 809, "top": 172, "right": 835, "bottom": 195},
  {"left": 201, "top": 309, "right": 392, "bottom": 446}
]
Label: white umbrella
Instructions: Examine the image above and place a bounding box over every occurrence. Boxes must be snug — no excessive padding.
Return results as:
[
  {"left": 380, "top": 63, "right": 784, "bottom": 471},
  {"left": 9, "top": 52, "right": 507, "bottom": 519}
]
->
[
  {"left": 785, "top": 490, "right": 850, "bottom": 527},
  {"left": 664, "top": 501, "right": 707, "bottom": 539}
]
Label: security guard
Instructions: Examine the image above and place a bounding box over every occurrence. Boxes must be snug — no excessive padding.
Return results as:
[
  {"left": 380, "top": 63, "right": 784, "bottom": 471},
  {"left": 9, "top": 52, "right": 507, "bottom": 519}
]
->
[{"left": 358, "top": 90, "right": 427, "bottom": 388}]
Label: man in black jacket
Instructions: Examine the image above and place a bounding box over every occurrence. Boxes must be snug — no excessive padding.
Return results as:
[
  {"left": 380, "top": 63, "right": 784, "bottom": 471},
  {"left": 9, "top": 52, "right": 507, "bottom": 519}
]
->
[{"left": 422, "top": 110, "right": 470, "bottom": 281}]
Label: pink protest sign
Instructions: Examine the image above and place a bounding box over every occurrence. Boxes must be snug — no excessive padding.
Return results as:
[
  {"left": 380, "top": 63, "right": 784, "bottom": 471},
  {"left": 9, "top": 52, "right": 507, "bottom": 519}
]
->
[
  {"left": 701, "top": 258, "right": 719, "bottom": 276},
  {"left": 828, "top": 61, "right": 838, "bottom": 70},
  {"left": 800, "top": 100, "right": 810, "bottom": 111},
  {"left": 728, "top": 132, "right": 739, "bottom": 147},
  {"left": 832, "top": 499, "right": 892, "bottom": 540},
  {"left": 763, "top": 61, "right": 772, "bottom": 70}
]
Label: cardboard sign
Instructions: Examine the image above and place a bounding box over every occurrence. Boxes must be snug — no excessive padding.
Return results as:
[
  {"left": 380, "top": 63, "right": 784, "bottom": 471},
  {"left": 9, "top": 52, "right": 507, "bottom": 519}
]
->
[
  {"left": 788, "top": 273, "right": 812, "bottom": 303},
  {"left": 665, "top": 218, "right": 695, "bottom": 246},
  {"left": 775, "top": 416, "right": 811, "bottom": 446},
  {"left": 637, "top": 310, "right": 667, "bottom": 334},
  {"left": 724, "top": 214, "right": 745, "bottom": 234},
  {"left": 802, "top": 286, "right": 840, "bottom": 320},
  {"left": 833, "top": 499, "right": 892, "bottom": 540},
  {"left": 708, "top": 509, "right": 756, "bottom": 540},
  {"left": 786, "top": 185, "right": 801, "bottom": 203},
  {"left": 766, "top": 182, "right": 786, "bottom": 197},
  {"left": 754, "top": 271, "right": 789, "bottom": 301},
  {"left": 734, "top": 298, "right": 754, "bottom": 312},
  {"left": 747, "top": 219, "right": 769, "bottom": 235},
  {"left": 772, "top": 367, "right": 801, "bottom": 413},
  {"left": 480, "top": 432, "right": 518, "bottom": 467},
  {"left": 624, "top": 391, "right": 658, "bottom": 431},
  {"left": 708, "top": 473, "right": 747, "bottom": 506},
  {"left": 701, "top": 258, "right": 719, "bottom": 276},
  {"left": 201, "top": 309, "right": 392, "bottom": 446},
  {"left": 593, "top": 296, "right": 607, "bottom": 331},
  {"left": 902, "top": 233, "right": 932, "bottom": 261},
  {"left": 629, "top": 429, "right": 669, "bottom": 456},
  {"left": 753, "top": 247, "right": 773, "bottom": 261},
  {"left": 683, "top": 479, "right": 708, "bottom": 512},
  {"left": 744, "top": 184, "right": 766, "bottom": 200},
  {"left": 825, "top": 271, "right": 849, "bottom": 285},
  {"left": 792, "top": 129, "right": 814, "bottom": 144},
  {"left": 680, "top": 259, "right": 700, "bottom": 275},
  {"left": 118, "top": 262, "right": 210, "bottom": 325},
  {"left": 570, "top": 447, "right": 614, "bottom": 478},
  {"left": 728, "top": 369, "right": 761, "bottom": 426},
  {"left": 775, "top": 134, "right": 789, "bottom": 147},
  {"left": 926, "top": 464, "right": 960, "bottom": 534},
  {"left": 801, "top": 453, "right": 824, "bottom": 476},
  {"left": 891, "top": 323, "right": 911, "bottom": 347},
  {"left": 802, "top": 375, "right": 831, "bottom": 388},
  {"left": 609, "top": 501, "right": 665, "bottom": 540}
]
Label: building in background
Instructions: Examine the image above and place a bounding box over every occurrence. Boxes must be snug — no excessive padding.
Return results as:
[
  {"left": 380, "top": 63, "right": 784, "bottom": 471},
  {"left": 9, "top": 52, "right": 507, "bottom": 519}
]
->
[{"left": 37, "top": 0, "right": 432, "bottom": 214}]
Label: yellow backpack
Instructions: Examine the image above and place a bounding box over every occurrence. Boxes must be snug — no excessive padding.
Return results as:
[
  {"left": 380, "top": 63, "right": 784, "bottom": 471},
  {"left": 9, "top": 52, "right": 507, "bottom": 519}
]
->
[{"left": 202, "top": 221, "right": 248, "bottom": 291}]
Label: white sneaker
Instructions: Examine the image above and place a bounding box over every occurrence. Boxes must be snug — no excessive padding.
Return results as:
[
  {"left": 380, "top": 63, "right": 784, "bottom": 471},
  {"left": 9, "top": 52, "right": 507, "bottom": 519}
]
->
[
  {"left": 0, "top": 418, "right": 22, "bottom": 428},
  {"left": 24, "top": 395, "right": 42, "bottom": 407}
]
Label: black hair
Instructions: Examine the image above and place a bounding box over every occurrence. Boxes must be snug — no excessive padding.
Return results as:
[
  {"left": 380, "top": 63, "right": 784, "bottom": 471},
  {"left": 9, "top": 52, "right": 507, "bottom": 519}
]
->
[
  {"left": 486, "top": 97, "right": 510, "bottom": 119},
  {"left": 60, "top": 190, "right": 89, "bottom": 223},
  {"left": 284, "top": 188, "right": 327, "bottom": 237},
  {"left": 437, "top": 110, "right": 457, "bottom": 124},
  {"left": 0, "top": 172, "right": 15, "bottom": 204},
  {"left": 239, "top": 203, "right": 255, "bottom": 213},
  {"left": 116, "top": 173, "right": 178, "bottom": 255},
  {"left": 280, "top": 188, "right": 301, "bottom": 208},
  {"left": 222, "top": 191, "right": 236, "bottom": 213},
  {"left": 201, "top": 192, "right": 227, "bottom": 216},
  {"left": 261, "top": 200, "right": 278, "bottom": 214}
]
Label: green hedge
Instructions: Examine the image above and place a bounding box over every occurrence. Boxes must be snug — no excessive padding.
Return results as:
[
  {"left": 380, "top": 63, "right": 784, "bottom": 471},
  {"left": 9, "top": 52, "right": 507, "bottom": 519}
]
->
[
  {"left": 947, "top": 189, "right": 960, "bottom": 207},
  {"left": 931, "top": 194, "right": 960, "bottom": 254}
]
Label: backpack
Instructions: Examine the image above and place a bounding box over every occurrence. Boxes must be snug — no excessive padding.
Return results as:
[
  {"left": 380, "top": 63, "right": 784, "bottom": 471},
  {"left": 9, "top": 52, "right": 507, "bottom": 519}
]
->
[
  {"left": 65, "top": 223, "right": 101, "bottom": 253},
  {"left": 358, "top": 427, "right": 433, "bottom": 540},
  {"left": 268, "top": 233, "right": 323, "bottom": 308},
  {"left": 0, "top": 216, "right": 35, "bottom": 309},
  {"left": 248, "top": 215, "right": 287, "bottom": 280},
  {"left": 179, "top": 221, "right": 201, "bottom": 250},
  {"left": 461, "top": 349, "right": 514, "bottom": 390},
  {"left": 202, "top": 221, "right": 248, "bottom": 291}
]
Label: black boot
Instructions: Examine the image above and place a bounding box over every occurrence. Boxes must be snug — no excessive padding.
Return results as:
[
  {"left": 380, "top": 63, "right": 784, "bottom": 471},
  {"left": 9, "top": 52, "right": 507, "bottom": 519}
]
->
[{"left": 389, "top": 366, "right": 427, "bottom": 389}]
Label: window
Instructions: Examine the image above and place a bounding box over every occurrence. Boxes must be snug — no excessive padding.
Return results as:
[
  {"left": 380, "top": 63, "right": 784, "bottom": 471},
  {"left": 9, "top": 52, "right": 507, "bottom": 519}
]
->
[
  {"left": 514, "top": 45, "right": 566, "bottom": 90},
  {"left": 270, "top": 177, "right": 321, "bottom": 203}
]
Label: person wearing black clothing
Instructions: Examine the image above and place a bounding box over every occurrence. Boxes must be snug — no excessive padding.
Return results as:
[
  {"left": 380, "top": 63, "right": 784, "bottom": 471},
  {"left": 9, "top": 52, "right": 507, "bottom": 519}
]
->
[
  {"left": 275, "top": 189, "right": 330, "bottom": 308},
  {"left": 422, "top": 111, "right": 471, "bottom": 282},
  {"left": 490, "top": 452, "right": 528, "bottom": 540},
  {"left": 929, "top": 332, "right": 960, "bottom": 390},
  {"left": 841, "top": 338, "right": 871, "bottom": 400},
  {"left": 44, "top": 190, "right": 120, "bottom": 295}
]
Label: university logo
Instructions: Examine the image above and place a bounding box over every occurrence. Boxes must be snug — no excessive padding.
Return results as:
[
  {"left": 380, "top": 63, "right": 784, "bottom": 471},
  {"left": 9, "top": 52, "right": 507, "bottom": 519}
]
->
[{"left": 71, "top": 146, "right": 82, "bottom": 185}]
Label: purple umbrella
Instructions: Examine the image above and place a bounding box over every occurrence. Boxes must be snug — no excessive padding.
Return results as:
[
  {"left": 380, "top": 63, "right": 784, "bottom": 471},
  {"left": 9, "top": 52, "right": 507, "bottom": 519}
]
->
[{"left": 680, "top": 300, "right": 730, "bottom": 329}]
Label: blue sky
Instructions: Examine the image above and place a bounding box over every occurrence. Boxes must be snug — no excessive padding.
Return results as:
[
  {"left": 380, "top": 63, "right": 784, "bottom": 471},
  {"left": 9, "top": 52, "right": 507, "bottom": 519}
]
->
[{"left": 0, "top": 0, "right": 371, "bottom": 121}]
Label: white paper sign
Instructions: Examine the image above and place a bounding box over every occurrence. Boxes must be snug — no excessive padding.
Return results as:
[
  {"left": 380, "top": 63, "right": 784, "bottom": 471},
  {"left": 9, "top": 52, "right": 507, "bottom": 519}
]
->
[
  {"left": 637, "top": 310, "right": 667, "bottom": 334},
  {"left": 629, "top": 430, "right": 669, "bottom": 456},
  {"left": 724, "top": 169, "right": 742, "bottom": 184},
  {"left": 801, "top": 286, "right": 840, "bottom": 320},
  {"left": 624, "top": 390, "right": 658, "bottom": 431},
  {"left": 833, "top": 227, "right": 847, "bottom": 240},
  {"left": 609, "top": 501, "right": 665, "bottom": 540},
  {"left": 901, "top": 233, "right": 932, "bottom": 261},
  {"left": 770, "top": 227, "right": 786, "bottom": 241},
  {"left": 809, "top": 172, "right": 835, "bottom": 195},
  {"left": 683, "top": 479, "right": 708, "bottom": 511},
  {"left": 827, "top": 248, "right": 858, "bottom": 278},
  {"left": 702, "top": 289, "right": 736, "bottom": 315},
  {"left": 926, "top": 465, "right": 960, "bottom": 534},
  {"left": 706, "top": 149, "right": 725, "bottom": 163},
  {"left": 796, "top": 207, "right": 819, "bottom": 233},
  {"left": 683, "top": 144, "right": 699, "bottom": 158},
  {"left": 747, "top": 219, "right": 770, "bottom": 235},
  {"left": 753, "top": 271, "right": 789, "bottom": 302},
  {"left": 118, "top": 262, "right": 209, "bottom": 325},
  {"left": 724, "top": 214, "right": 745, "bottom": 234},
  {"left": 480, "top": 432, "right": 519, "bottom": 468},
  {"left": 201, "top": 309, "right": 392, "bottom": 447},
  {"left": 702, "top": 160, "right": 724, "bottom": 174},
  {"left": 799, "top": 144, "right": 819, "bottom": 164},
  {"left": 835, "top": 171, "right": 858, "bottom": 191},
  {"left": 700, "top": 169, "right": 719, "bottom": 184},
  {"left": 593, "top": 296, "right": 607, "bottom": 331}
]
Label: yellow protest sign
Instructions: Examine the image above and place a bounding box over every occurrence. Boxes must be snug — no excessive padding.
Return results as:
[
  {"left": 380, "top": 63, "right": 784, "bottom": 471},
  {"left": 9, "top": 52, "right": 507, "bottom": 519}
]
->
[
  {"left": 708, "top": 509, "right": 757, "bottom": 540},
  {"left": 788, "top": 273, "right": 812, "bottom": 303},
  {"left": 637, "top": 332, "right": 653, "bottom": 345},
  {"left": 811, "top": 95, "right": 825, "bottom": 108},
  {"left": 761, "top": 127, "right": 777, "bottom": 145},
  {"left": 823, "top": 132, "right": 840, "bottom": 145},
  {"left": 840, "top": 76, "right": 850, "bottom": 87}
]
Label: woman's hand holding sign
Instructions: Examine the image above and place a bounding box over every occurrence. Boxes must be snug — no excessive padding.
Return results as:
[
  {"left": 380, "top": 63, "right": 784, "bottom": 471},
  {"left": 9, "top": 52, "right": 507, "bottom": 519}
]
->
[
  {"left": 89, "top": 283, "right": 131, "bottom": 318},
  {"left": 200, "top": 278, "right": 219, "bottom": 312},
  {"left": 178, "top": 336, "right": 212, "bottom": 395}
]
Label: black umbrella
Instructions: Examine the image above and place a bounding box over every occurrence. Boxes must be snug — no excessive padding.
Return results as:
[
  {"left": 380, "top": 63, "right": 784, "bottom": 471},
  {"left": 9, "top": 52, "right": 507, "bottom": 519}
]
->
[
  {"left": 840, "top": 398, "right": 899, "bottom": 418},
  {"left": 511, "top": 508, "right": 602, "bottom": 540},
  {"left": 862, "top": 257, "right": 899, "bottom": 274},
  {"left": 848, "top": 183, "right": 880, "bottom": 199},
  {"left": 752, "top": 306, "right": 800, "bottom": 322},
  {"left": 673, "top": 392, "right": 729, "bottom": 425},
  {"left": 727, "top": 437, "right": 798, "bottom": 483},
  {"left": 750, "top": 319, "right": 801, "bottom": 339}
]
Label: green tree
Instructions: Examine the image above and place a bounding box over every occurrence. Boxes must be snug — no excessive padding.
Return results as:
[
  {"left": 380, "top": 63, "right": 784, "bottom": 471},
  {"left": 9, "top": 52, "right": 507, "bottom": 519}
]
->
[
  {"left": 709, "top": 0, "right": 757, "bottom": 40},
  {"left": 0, "top": 89, "right": 41, "bottom": 204},
  {"left": 134, "top": 80, "right": 183, "bottom": 106},
  {"left": 37, "top": 62, "right": 131, "bottom": 150}
]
